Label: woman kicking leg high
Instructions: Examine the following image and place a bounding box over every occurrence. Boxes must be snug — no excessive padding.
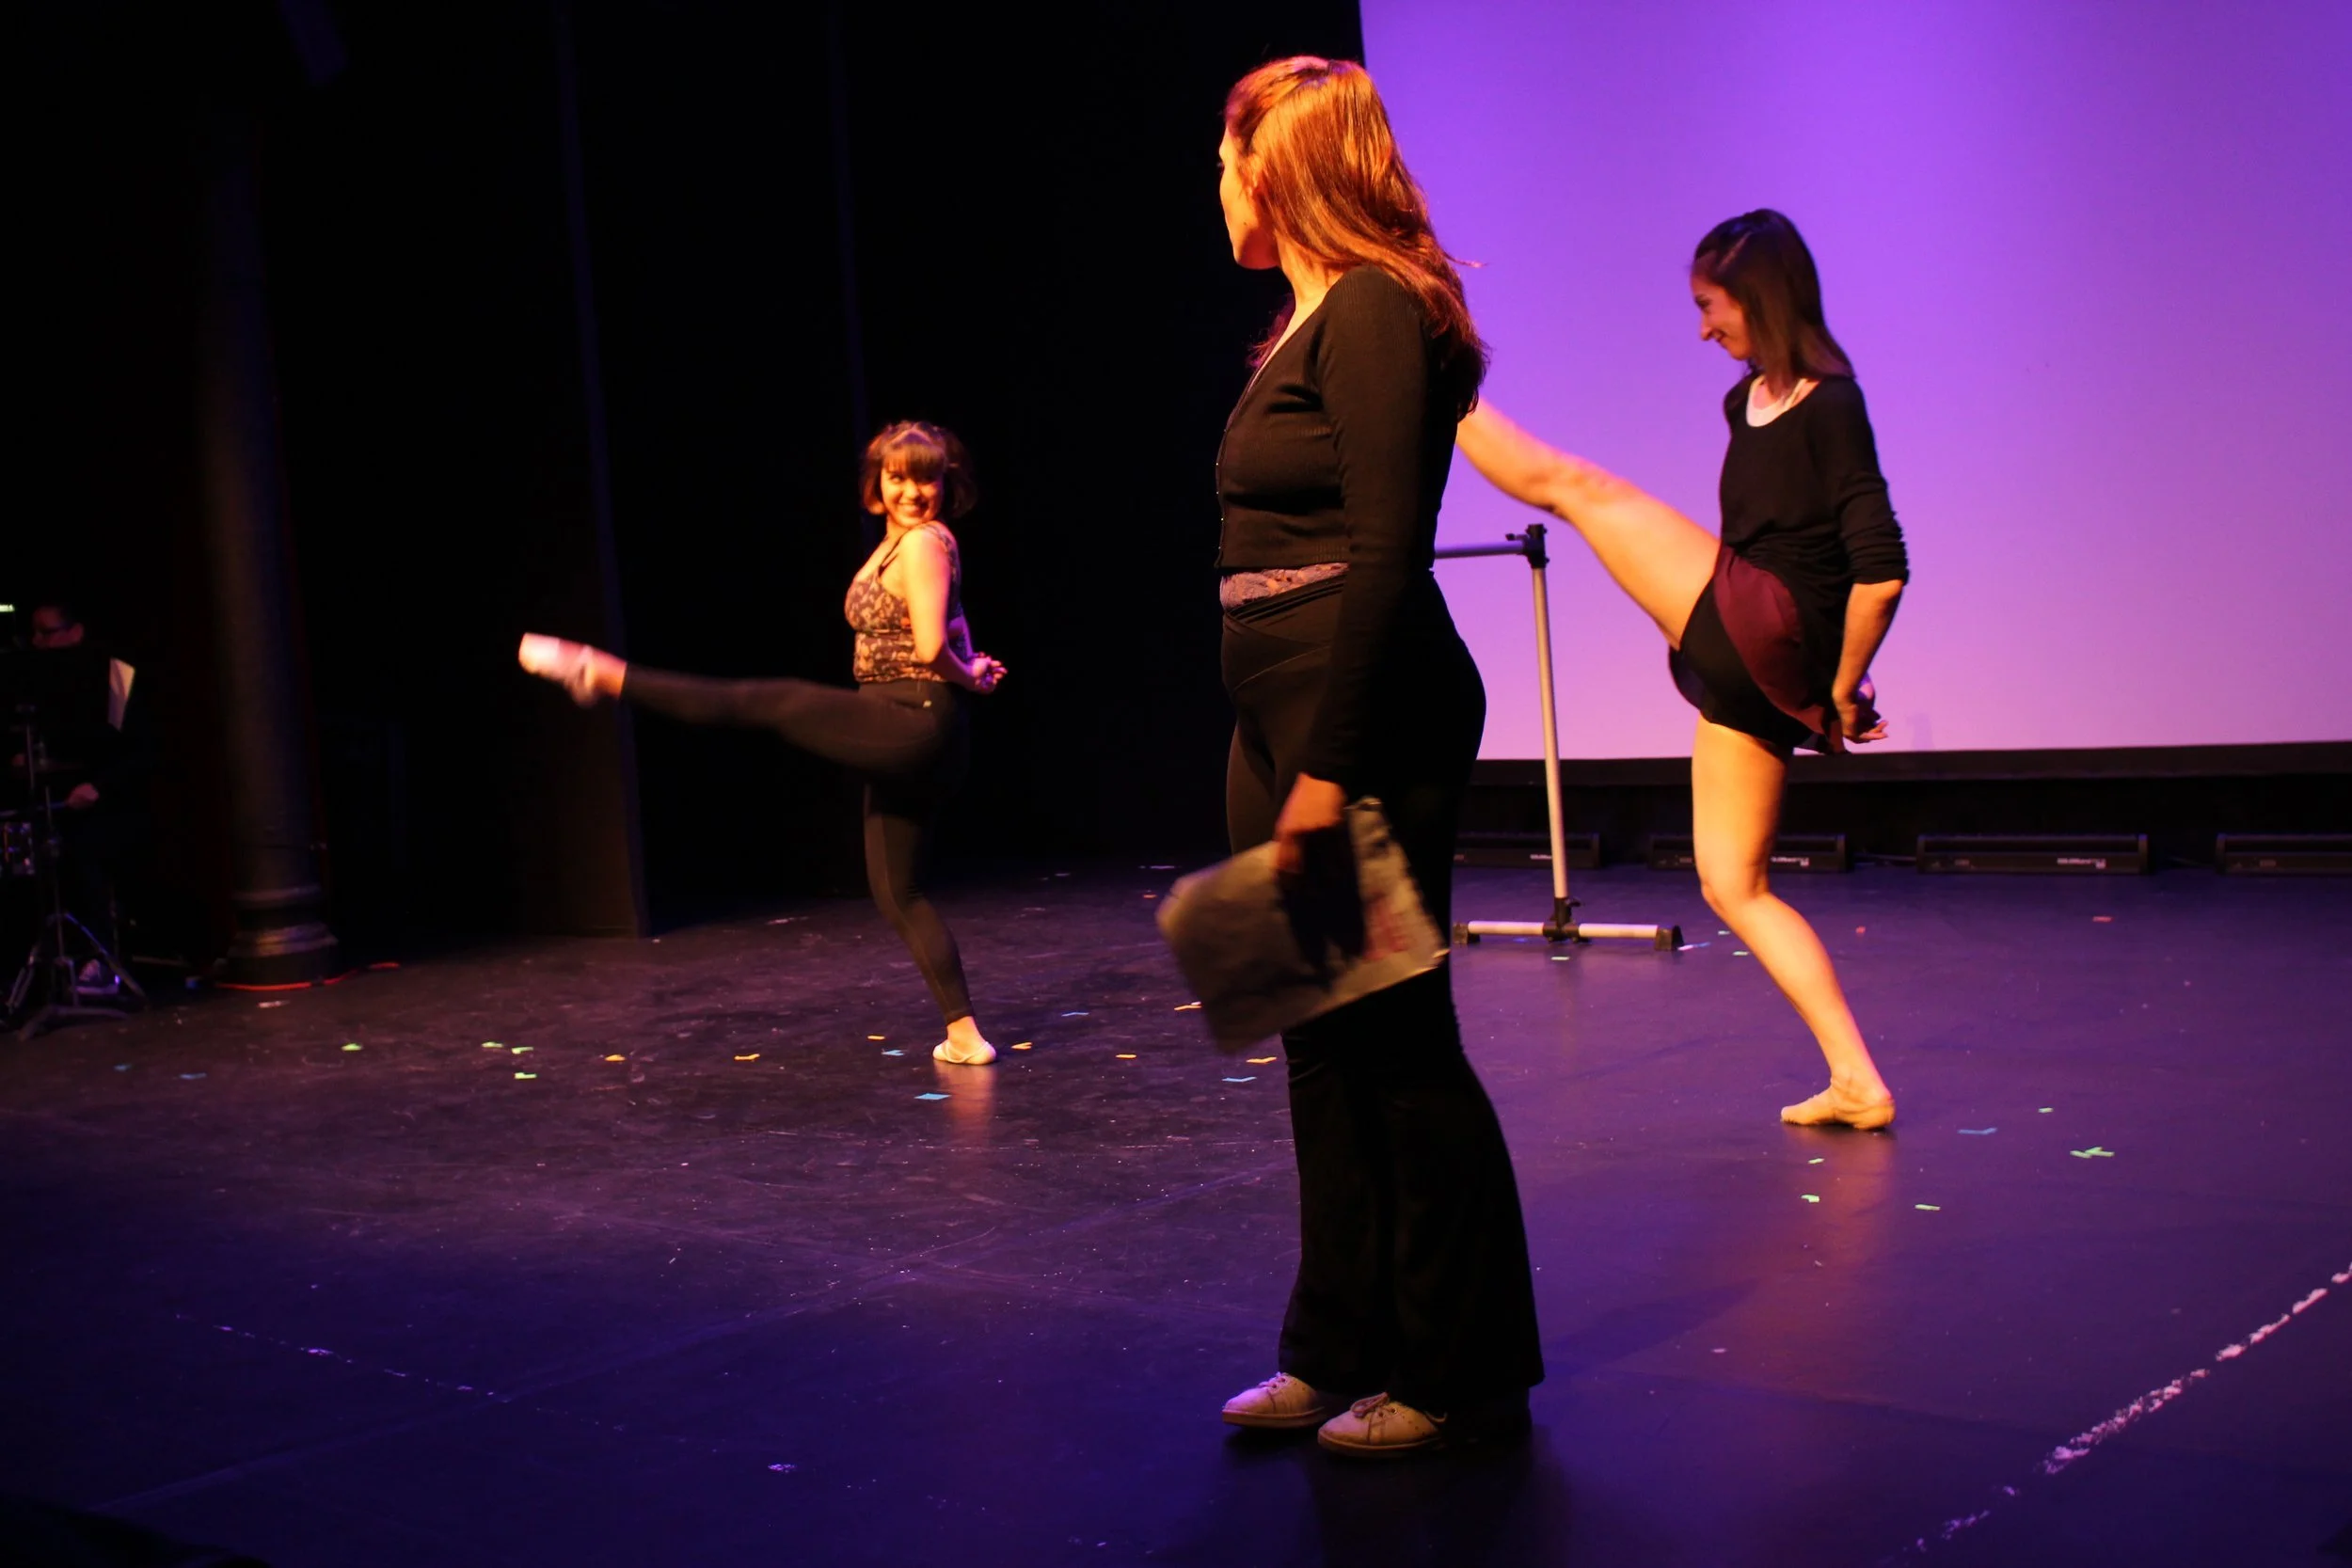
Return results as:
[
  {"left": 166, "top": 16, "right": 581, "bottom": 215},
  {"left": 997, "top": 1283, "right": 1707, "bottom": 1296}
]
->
[{"left": 1457, "top": 211, "right": 1908, "bottom": 1130}]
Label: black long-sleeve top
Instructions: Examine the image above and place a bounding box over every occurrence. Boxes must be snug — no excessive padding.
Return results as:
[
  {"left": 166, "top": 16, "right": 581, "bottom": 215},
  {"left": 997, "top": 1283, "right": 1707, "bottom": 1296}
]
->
[
  {"left": 1720, "top": 372, "right": 1910, "bottom": 679},
  {"left": 1216, "top": 267, "right": 1471, "bottom": 785}
]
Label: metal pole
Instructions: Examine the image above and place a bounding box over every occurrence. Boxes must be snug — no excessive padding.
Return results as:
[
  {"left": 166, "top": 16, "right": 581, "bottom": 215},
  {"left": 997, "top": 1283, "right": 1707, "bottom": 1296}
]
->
[
  {"left": 1435, "top": 531, "right": 1682, "bottom": 952},
  {"left": 1522, "top": 524, "right": 1573, "bottom": 924}
]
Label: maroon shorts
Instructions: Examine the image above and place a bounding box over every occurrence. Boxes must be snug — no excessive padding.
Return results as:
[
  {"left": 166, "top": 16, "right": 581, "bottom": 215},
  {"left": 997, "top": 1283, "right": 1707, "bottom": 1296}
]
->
[{"left": 1668, "top": 548, "right": 1836, "bottom": 753}]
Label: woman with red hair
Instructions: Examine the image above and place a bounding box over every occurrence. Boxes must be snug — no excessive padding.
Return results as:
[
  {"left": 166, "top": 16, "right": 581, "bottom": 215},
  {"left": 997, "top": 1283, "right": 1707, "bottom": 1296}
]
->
[
  {"left": 1209, "top": 56, "right": 1543, "bottom": 1457},
  {"left": 518, "top": 420, "right": 1008, "bottom": 1066}
]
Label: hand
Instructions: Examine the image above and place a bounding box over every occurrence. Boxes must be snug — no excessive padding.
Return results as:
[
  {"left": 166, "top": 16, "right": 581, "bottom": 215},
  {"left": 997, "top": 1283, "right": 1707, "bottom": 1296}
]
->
[
  {"left": 65, "top": 783, "right": 101, "bottom": 809},
  {"left": 1835, "top": 674, "right": 1888, "bottom": 744},
  {"left": 966, "top": 654, "right": 1007, "bottom": 693},
  {"left": 1271, "top": 772, "right": 1347, "bottom": 877}
]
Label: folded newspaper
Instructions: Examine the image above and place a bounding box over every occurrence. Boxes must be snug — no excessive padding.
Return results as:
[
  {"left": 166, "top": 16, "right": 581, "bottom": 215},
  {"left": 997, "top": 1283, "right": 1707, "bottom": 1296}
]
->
[{"left": 1155, "top": 799, "right": 1449, "bottom": 1050}]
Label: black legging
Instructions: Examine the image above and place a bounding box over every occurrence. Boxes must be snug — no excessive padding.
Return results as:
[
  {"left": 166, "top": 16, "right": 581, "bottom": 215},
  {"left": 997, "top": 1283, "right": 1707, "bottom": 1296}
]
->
[
  {"left": 1223, "top": 577, "right": 1545, "bottom": 1414},
  {"left": 622, "top": 669, "right": 974, "bottom": 1024}
]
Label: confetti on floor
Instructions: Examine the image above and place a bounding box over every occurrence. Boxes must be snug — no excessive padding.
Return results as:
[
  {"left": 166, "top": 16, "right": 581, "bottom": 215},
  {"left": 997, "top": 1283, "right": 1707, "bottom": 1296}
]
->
[
  {"left": 867, "top": 1035, "right": 886, "bottom": 1041},
  {"left": 2071, "top": 1147, "right": 2116, "bottom": 1159},
  {"left": 1733, "top": 949, "right": 1751, "bottom": 957},
  {"left": 1808, "top": 1157, "right": 1825, "bottom": 1164},
  {"left": 510, "top": 1045, "right": 532, "bottom": 1053},
  {"left": 1678, "top": 942, "right": 1709, "bottom": 951},
  {"left": 514, "top": 1071, "right": 537, "bottom": 1081},
  {"left": 1959, "top": 1127, "right": 1997, "bottom": 1135},
  {"left": 2040, "top": 1107, "right": 2055, "bottom": 1113},
  {"left": 604, "top": 1054, "right": 626, "bottom": 1062},
  {"left": 1246, "top": 1056, "right": 1277, "bottom": 1065},
  {"left": 180, "top": 1073, "right": 207, "bottom": 1081},
  {"left": 1011, "top": 1042, "right": 1033, "bottom": 1051},
  {"left": 342, "top": 1043, "right": 362, "bottom": 1053},
  {"left": 1116, "top": 1053, "right": 1137, "bottom": 1060},
  {"left": 915, "top": 1092, "right": 950, "bottom": 1101},
  {"left": 1173, "top": 1002, "right": 1201, "bottom": 1011},
  {"left": 1855, "top": 926, "right": 1867, "bottom": 934},
  {"left": 1224, "top": 1076, "right": 1256, "bottom": 1084},
  {"left": 113, "top": 1064, "right": 130, "bottom": 1072},
  {"left": 481, "top": 1042, "right": 504, "bottom": 1050},
  {"left": 881, "top": 1049, "right": 904, "bottom": 1057},
  {"left": 1148, "top": 863, "right": 1175, "bottom": 870},
  {"left": 1801, "top": 1194, "right": 1820, "bottom": 1203},
  {"left": 2093, "top": 915, "right": 2113, "bottom": 923},
  {"left": 734, "top": 1053, "right": 760, "bottom": 1062},
  {"left": 1915, "top": 1204, "right": 1942, "bottom": 1212},
  {"left": 1061, "top": 1011, "right": 1089, "bottom": 1018}
]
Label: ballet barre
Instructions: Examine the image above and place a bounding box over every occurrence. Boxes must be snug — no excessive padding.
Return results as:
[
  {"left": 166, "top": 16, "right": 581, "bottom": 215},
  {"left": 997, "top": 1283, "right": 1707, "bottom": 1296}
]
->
[{"left": 1433, "top": 524, "right": 1682, "bottom": 951}]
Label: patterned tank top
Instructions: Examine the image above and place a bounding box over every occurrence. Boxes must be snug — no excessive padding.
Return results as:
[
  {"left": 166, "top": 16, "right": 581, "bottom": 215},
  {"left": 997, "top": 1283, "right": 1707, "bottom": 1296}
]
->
[{"left": 846, "top": 524, "right": 970, "bottom": 684}]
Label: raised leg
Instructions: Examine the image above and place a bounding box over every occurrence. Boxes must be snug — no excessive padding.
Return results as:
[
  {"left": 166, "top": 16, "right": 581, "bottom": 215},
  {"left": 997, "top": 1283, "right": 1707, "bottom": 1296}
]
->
[
  {"left": 1546, "top": 470, "right": 1719, "bottom": 649},
  {"left": 1456, "top": 406, "right": 1718, "bottom": 647}
]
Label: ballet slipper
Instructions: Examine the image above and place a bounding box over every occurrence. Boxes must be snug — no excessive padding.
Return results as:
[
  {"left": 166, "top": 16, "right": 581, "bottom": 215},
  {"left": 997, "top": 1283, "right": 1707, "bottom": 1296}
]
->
[
  {"left": 517, "top": 633, "right": 615, "bottom": 706},
  {"left": 932, "top": 1037, "right": 996, "bottom": 1066},
  {"left": 1780, "top": 1084, "right": 1896, "bottom": 1131}
]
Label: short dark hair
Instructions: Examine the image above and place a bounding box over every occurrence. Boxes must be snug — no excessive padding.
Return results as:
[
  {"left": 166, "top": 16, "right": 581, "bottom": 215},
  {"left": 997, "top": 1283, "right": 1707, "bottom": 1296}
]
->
[
  {"left": 1693, "top": 210, "right": 1852, "bottom": 389},
  {"left": 858, "top": 421, "right": 977, "bottom": 520}
]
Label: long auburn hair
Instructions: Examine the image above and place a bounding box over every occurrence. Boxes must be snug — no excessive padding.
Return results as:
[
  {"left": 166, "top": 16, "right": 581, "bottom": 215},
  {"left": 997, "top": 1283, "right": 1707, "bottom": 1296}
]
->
[
  {"left": 1224, "top": 55, "right": 1486, "bottom": 411},
  {"left": 1692, "top": 210, "right": 1852, "bottom": 390}
]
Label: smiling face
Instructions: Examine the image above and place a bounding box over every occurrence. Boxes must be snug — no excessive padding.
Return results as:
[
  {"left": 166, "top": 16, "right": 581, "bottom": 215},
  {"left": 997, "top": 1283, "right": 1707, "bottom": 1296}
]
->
[
  {"left": 1218, "top": 132, "right": 1279, "bottom": 270},
  {"left": 1692, "top": 275, "right": 1753, "bottom": 364},
  {"left": 877, "top": 465, "right": 943, "bottom": 530}
]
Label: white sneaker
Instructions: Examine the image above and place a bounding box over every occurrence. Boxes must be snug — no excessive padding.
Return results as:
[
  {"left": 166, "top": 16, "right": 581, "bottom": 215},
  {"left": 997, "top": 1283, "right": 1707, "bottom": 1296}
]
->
[
  {"left": 1221, "top": 1372, "right": 1340, "bottom": 1431},
  {"left": 1316, "top": 1393, "right": 1445, "bottom": 1456},
  {"left": 516, "top": 634, "right": 604, "bottom": 705}
]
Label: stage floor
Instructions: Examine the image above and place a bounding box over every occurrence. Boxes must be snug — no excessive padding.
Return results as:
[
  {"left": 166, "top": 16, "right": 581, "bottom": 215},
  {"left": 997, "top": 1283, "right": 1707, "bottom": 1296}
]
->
[{"left": 3, "top": 864, "right": 2348, "bottom": 1567}]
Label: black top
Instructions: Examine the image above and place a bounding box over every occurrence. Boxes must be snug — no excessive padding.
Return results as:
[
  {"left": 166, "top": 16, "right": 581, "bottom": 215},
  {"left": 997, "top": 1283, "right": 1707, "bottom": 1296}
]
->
[
  {"left": 1216, "top": 267, "right": 1472, "bottom": 784},
  {"left": 1719, "top": 372, "right": 1910, "bottom": 670}
]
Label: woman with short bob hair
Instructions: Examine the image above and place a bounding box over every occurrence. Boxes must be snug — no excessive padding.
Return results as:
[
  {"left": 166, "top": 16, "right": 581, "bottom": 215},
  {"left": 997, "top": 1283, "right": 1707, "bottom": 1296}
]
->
[
  {"left": 1458, "top": 208, "right": 1908, "bottom": 1130},
  {"left": 1209, "top": 55, "right": 1545, "bottom": 1458},
  {"left": 519, "top": 420, "right": 1009, "bottom": 1066}
]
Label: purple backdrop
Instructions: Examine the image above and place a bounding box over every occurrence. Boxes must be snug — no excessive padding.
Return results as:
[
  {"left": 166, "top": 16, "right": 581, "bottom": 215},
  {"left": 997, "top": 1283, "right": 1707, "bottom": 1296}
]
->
[{"left": 1364, "top": 0, "right": 2352, "bottom": 758}]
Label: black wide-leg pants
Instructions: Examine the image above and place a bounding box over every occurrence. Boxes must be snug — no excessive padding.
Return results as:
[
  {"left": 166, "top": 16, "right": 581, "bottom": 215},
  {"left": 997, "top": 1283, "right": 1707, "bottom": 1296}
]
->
[
  {"left": 1221, "top": 578, "right": 1545, "bottom": 1413},
  {"left": 622, "top": 668, "right": 975, "bottom": 1024}
]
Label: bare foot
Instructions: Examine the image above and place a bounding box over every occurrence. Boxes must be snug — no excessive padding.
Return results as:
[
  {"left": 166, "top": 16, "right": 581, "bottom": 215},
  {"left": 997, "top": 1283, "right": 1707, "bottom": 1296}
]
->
[
  {"left": 1780, "top": 1081, "right": 1896, "bottom": 1130},
  {"left": 517, "top": 634, "right": 626, "bottom": 705}
]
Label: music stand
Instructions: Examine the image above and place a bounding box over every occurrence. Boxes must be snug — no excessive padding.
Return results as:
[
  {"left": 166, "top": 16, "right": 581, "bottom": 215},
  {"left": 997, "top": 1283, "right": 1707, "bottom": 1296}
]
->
[{"left": 6, "top": 703, "right": 144, "bottom": 1037}]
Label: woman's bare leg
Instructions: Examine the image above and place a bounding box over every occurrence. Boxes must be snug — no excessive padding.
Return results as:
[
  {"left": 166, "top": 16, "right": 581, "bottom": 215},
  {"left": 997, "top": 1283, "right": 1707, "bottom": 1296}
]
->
[
  {"left": 1689, "top": 716, "right": 1894, "bottom": 1123},
  {"left": 1547, "top": 470, "right": 1721, "bottom": 649},
  {"left": 1456, "top": 406, "right": 1720, "bottom": 646}
]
